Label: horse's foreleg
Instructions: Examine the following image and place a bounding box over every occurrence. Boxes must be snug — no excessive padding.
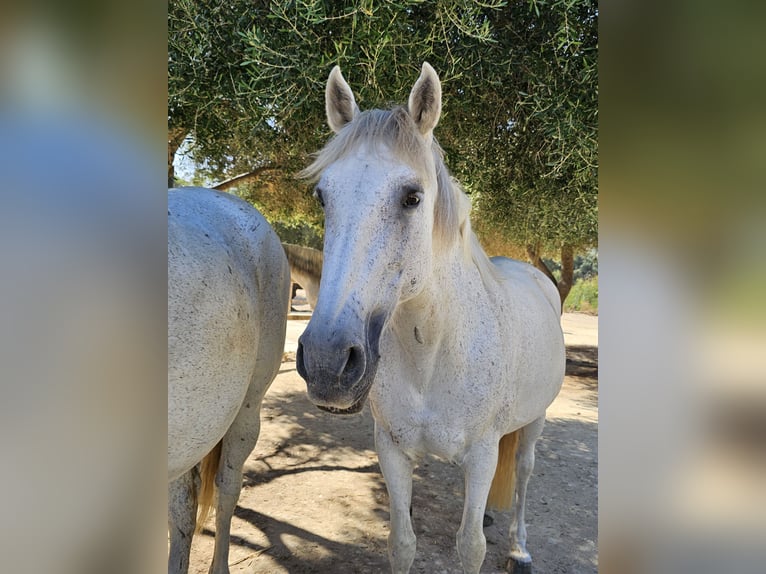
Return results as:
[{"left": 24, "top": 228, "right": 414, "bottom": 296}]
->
[
  {"left": 375, "top": 423, "right": 417, "bottom": 574},
  {"left": 457, "top": 440, "right": 500, "bottom": 574},
  {"left": 168, "top": 468, "right": 199, "bottom": 574},
  {"left": 507, "top": 416, "right": 545, "bottom": 572}
]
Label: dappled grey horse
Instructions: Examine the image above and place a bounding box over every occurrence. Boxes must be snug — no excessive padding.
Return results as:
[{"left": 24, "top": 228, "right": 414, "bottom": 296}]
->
[
  {"left": 297, "top": 64, "right": 565, "bottom": 574},
  {"left": 282, "top": 242, "right": 323, "bottom": 310},
  {"left": 168, "top": 187, "right": 290, "bottom": 574}
]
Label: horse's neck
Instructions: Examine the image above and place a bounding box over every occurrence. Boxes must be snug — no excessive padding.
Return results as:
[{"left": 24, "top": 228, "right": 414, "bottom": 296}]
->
[{"left": 391, "top": 247, "right": 494, "bottom": 356}]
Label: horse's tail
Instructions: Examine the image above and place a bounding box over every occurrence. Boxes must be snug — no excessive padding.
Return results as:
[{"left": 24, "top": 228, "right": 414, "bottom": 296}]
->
[
  {"left": 486, "top": 431, "right": 520, "bottom": 511},
  {"left": 195, "top": 440, "right": 222, "bottom": 534}
]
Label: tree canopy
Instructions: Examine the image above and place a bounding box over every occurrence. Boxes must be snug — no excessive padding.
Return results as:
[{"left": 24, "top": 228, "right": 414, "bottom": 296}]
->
[{"left": 169, "top": 0, "right": 598, "bottom": 289}]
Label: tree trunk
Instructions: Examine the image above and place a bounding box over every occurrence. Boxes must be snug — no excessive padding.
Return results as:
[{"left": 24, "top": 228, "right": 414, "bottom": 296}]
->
[
  {"left": 526, "top": 243, "right": 575, "bottom": 313},
  {"left": 168, "top": 128, "right": 188, "bottom": 188},
  {"left": 526, "top": 244, "right": 558, "bottom": 287},
  {"left": 557, "top": 244, "right": 575, "bottom": 307}
]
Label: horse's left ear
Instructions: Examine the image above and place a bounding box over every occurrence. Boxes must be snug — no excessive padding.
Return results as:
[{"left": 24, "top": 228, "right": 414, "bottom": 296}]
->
[
  {"left": 408, "top": 62, "right": 442, "bottom": 138},
  {"left": 326, "top": 66, "right": 359, "bottom": 133}
]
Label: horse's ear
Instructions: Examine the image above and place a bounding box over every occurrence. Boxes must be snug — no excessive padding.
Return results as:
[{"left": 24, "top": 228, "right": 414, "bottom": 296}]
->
[
  {"left": 408, "top": 62, "right": 442, "bottom": 138},
  {"left": 326, "top": 66, "right": 359, "bottom": 133}
]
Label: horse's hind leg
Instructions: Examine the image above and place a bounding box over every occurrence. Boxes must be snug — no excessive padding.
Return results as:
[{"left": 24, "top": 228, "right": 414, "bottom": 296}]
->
[
  {"left": 208, "top": 382, "right": 269, "bottom": 574},
  {"left": 168, "top": 468, "right": 200, "bottom": 574},
  {"left": 507, "top": 415, "right": 546, "bottom": 573}
]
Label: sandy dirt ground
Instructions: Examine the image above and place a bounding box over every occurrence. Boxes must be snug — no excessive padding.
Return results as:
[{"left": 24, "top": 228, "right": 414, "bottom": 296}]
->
[{"left": 186, "top": 308, "right": 598, "bottom": 574}]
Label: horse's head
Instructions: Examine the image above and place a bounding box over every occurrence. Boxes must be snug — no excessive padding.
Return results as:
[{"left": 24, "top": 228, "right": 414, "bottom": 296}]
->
[{"left": 297, "top": 63, "right": 450, "bottom": 413}]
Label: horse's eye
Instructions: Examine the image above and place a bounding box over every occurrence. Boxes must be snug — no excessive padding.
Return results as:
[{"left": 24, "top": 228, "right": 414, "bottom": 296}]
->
[
  {"left": 403, "top": 194, "right": 420, "bottom": 207},
  {"left": 402, "top": 190, "right": 422, "bottom": 208},
  {"left": 313, "top": 187, "right": 325, "bottom": 207}
]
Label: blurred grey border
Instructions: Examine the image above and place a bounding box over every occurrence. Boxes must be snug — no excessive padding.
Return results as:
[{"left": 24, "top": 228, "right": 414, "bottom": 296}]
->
[
  {"left": 601, "top": 1, "right": 766, "bottom": 573},
  {"left": 1, "top": 1, "right": 764, "bottom": 573},
  {"left": 1, "top": 1, "right": 166, "bottom": 573}
]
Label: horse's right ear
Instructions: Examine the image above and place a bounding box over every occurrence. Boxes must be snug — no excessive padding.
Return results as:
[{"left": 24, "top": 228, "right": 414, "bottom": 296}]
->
[{"left": 326, "top": 66, "right": 359, "bottom": 133}]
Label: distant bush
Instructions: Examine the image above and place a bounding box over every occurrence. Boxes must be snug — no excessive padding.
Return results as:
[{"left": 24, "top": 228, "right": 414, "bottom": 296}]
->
[
  {"left": 573, "top": 248, "right": 598, "bottom": 281},
  {"left": 270, "top": 220, "right": 324, "bottom": 250},
  {"left": 564, "top": 276, "right": 598, "bottom": 314},
  {"left": 544, "top": 247, "right": 598, "bottom": 283}
]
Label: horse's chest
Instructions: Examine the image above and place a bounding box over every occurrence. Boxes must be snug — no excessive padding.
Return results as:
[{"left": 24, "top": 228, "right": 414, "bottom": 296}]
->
[
  {"left": 371, "top": 386, "right": 481, "bottom": 462},
  {"left": 371, "top": 329, "right": 509, "bottom": 461}
]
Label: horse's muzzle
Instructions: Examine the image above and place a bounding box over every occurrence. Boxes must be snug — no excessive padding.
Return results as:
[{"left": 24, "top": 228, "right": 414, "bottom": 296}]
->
[{"left": 296, "top": 312, "right": 386, "bottom": 414}]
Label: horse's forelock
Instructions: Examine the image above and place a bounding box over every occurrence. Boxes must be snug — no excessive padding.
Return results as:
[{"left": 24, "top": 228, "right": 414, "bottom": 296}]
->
[
  {"left": 300, "top": 108, "right": 428, "bottom": 181},
  {"left": 301, "top": 107, "right": 448, "bottom": 220}
]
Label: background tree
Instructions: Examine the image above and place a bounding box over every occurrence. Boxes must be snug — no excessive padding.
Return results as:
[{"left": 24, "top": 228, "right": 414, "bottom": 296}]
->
[
  {"left": 168, "top": 0, "right": 598, "bottom": 304},
  {"left": 169, "top": 0, "right": 326, "bottom": 234},
  {"left": 470, "top": 1, "right": 598, "bottom": 303}
]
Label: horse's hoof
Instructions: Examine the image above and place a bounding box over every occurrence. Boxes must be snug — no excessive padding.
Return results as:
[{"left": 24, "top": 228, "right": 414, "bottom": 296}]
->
[
  {"left": 506, "top": 557, "right": 533, "bottom": 574},
  {"left": 483, "top": 513, "right": 494, "bottom": 527}
]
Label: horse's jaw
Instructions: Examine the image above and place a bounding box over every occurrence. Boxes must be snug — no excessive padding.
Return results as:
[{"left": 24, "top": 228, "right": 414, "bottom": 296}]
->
[
  {"left": 315, "top": 390, "right": 370, "bottom": 415},
  {"left": 303, "top": 360, "right": 380, "bottom": 415}
]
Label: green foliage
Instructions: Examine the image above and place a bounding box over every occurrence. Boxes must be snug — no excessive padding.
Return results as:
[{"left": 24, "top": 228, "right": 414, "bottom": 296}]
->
[
  {"left": 168, "top": 0, "right": 598, "bottom": 251},
  {"left": 563, "top": 275, "right": 598, "bottom": 314},
  {"left": 269, "top": 219, "right": 324, "bottom": 249},
  {"left": 468, "top": 0, "right": 598, "bottom": 251},
  {"left": 232, "top": 175, "right": 324, "bottom": 229},
  {"left": 238, "top": 0, "right": 508, "bottom": 145}
]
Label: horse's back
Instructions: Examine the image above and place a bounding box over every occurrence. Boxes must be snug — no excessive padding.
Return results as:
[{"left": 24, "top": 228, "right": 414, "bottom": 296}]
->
[
  {"left": 490, "top": 256, "right": 560, "bottom": 316},
  {"left": 168, "top": 188, "right": 289, "bottom": 481}
]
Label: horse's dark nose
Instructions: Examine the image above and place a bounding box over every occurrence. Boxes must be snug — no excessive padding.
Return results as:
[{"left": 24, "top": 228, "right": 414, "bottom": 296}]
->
[
  {"left": 296, "top": 337, "right": 367, "bottom": 385},
  {"left": 296, "top": 333, "right": 368, "bottom": 409}
]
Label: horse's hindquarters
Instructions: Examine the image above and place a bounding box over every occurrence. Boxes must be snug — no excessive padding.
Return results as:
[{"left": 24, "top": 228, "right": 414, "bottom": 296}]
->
[
  {"left": 168, "top": 250, "right": 259, "bottom": 480},
  {"left": 167, "top": 188, "right": 288, "bottom": 481}
]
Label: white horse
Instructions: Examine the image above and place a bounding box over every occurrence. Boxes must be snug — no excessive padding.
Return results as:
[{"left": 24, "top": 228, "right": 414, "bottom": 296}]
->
[
  {"left": 296, "top": 64, "right": 565, "bottom": 574},
  {"left": 168, "top": 187, "right": 290, "bottom": 574},
  {"left": 282, "top": 242, "right": 323, "bottom": 310}
]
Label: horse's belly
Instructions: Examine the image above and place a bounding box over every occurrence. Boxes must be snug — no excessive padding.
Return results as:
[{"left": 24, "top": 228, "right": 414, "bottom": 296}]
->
[
  {"left": 168, "top": 362, "right": 253, "bottom": 481},
  {"left": 168, "top": 278, "right": 259, "bottom": 480},
  {"left": 371, "top": 364, "right": 563, "bottom": 464}
]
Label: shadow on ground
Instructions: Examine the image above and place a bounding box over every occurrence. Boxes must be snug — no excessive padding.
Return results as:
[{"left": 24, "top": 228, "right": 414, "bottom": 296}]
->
[
  {"left": 566, "top": 345, "right": 598, "bottom": 382},
  {"left": 192, "top": 342, "right": 597, "bottom": 573}
]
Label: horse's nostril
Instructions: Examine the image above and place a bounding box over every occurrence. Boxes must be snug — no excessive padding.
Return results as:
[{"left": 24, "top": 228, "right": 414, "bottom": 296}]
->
[
  {"left": 296, "top": 340, "right": 307, "bottom": 379},
  {"left": 347, "top": 345, "right": 359, "bottom": 365},
  {"left": 297, "top": 336, "right": 366, "bottom": 388},
  {"left": 341, "top": 344, "right": 365, "bottom": 382}
]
